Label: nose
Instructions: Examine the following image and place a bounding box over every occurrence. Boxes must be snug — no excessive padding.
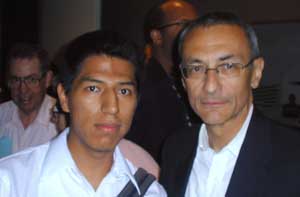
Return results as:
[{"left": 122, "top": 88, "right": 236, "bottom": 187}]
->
[
  {"left": 101, "top": 89, "right": 119, "bottom": 115},
  {"left": 203, "top": 69, "right": 220, "bottom": 94},
  {"left": 18, "top": 80, "right": 29, "bottom": 93}
]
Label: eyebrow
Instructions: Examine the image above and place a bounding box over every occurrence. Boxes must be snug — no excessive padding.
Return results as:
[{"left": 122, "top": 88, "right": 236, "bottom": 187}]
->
[
  {"left": 185, "top": 54, "right": 235, "bottom": 62},
  {"left": 219, "top": 54, "right": 235, "bottom": 61},
  {"left": 183, "top": 58, "right": 204, "bottom": 64},
  {"left": 79, "top": 76, "right": 136, "bottom": 86}
]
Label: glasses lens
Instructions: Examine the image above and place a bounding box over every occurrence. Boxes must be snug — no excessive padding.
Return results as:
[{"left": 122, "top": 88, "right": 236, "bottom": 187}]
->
[
  {"left": 181, "top": 65, "right": 206, "bottom": 79},
  {"left": 8, "top": 75, "right": 43, "bottom": 88},
  {"left": 217, "top": 63, "right": 241, "bottom": 78}
]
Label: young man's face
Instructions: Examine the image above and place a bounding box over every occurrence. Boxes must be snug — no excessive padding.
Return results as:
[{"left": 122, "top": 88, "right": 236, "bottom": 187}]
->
[
  {"left": 59, "top": 55, "right": 137, "bottom": 153},
  {"left": 8, "top": 57, "right": 50, "bottom": 115}
]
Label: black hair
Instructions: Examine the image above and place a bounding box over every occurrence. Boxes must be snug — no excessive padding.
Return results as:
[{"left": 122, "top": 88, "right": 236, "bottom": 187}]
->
[
  {"left": 7, "top": 42, "right": 50, "bottom": 74},
  {"left": 60, "top": 30, "right": 142, "bottom": 94}
]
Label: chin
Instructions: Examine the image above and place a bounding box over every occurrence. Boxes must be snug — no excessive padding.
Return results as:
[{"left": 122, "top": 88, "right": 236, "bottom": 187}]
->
[{"left": 201, "top": 115, "right": 228, "bottom": 126}]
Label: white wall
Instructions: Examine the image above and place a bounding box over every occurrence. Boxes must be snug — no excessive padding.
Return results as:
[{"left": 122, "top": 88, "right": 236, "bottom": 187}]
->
[{"left": 40, "top": 0, "right": 101, "bottom": 58}]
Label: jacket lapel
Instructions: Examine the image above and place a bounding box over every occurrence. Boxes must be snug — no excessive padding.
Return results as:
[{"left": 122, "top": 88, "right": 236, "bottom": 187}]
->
[
  {"left": 175, "top": 125, "right": 200, "bottom": 197},
  {"left": 226, "top": 111, "right": 272, "bottom": 197}
]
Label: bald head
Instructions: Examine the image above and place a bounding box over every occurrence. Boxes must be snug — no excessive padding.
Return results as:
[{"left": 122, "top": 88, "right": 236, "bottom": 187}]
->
[
  {"left": 144, "top": 0, "right": 198, "bottom": 74},
  {"left": 144, "top": 0, "right": 198, "bottom": 44},
  {"left": 160, "top": 0, "right": 198, "bottom": 25}
]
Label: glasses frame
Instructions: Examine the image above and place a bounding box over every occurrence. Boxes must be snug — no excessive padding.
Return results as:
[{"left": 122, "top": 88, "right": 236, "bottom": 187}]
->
[
  {"left": 8, "top": 73, "right": 46, "bottom": 88},
  {"left": 180, "top": 57, "right": 258, "bottom": 79}
]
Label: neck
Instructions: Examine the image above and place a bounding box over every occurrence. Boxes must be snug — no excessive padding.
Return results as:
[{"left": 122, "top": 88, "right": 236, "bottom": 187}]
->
[
  {"left": 152, "top": 48, "right": 173, "bottom": 76},
  {"left": 68, "top": 134, "right": 114, "bottom": 190},
  {"left": 18, "top": 109, "right": 39, "bottom": 129},
  {"left": 206, "top": 125, "right": 240, "bottom": 152},
  {"left": 206, "top": 104, "right": 251, "bottom": 152}
]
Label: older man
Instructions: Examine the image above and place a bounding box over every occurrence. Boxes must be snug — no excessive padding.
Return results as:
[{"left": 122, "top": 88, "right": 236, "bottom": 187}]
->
[
  {"left": 0, "top": 43, "right": 56, "bottom": 154},
  {"left": 160, "top": 12, "right": 300, "bottom": 197}
]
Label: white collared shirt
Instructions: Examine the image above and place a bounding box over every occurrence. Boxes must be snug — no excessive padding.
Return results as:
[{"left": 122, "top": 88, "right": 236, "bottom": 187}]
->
[
  {"left": 185, "top": 105, "right": 253, "bottom": 197},
  {"left": 0, "top": 128, "right": 167, "bottom": 197},
  {"left": 0, "top": 95, "right": 58, "bottom": 153}
]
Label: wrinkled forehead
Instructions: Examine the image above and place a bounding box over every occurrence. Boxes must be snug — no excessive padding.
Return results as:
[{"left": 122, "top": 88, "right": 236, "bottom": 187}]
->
[
  {"left": 182, "top": 24, "right": 251, "bottom": 60},
  {"left": 9, "top": 57, "right": 42, "bottom": 76}
]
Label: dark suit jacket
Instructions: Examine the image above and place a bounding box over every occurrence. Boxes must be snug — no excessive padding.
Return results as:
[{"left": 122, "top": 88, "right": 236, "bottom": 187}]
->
[
  {"left": 160, "top": 110, "right": 300, "bottom": 197},
  {"left": 126, "top": 58, "right": 199, "bottom": 162}
]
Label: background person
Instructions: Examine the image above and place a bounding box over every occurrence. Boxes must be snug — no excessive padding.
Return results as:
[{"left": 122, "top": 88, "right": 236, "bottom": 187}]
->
[
  {"left": 0, "top": 43, "right": 56, "bottom": 154},
  {"left": 127, "top": 0, "right": 200, "bottom": 162}
]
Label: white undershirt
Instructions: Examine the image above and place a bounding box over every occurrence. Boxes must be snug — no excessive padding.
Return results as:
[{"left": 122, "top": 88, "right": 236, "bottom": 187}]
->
[{"left": 185, "top": 105, "right": 253, "bottom": 197}]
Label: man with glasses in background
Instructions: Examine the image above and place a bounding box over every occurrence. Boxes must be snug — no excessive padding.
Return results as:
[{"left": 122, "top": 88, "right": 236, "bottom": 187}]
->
[
  {"left": 160, "top": 12, "right": 300, "bottom": 197},
  {"left": 0, "top": 43, "right": 56, "bottom": 156},
  {"left": 127, "top": 0, "right": 200, "bottom": 162}
]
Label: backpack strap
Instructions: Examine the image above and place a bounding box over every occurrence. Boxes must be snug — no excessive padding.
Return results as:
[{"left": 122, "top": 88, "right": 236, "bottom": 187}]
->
[{"left": 117, "top": 168, "right": 156, "bottom": 197}]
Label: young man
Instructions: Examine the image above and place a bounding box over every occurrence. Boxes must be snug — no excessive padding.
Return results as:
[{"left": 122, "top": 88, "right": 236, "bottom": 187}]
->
[
  {"left": 160, "top": 12, "right": 300, "bottom": 197},
  {"left": 0, "top": 30, "right": 166, "bottom": 196}
]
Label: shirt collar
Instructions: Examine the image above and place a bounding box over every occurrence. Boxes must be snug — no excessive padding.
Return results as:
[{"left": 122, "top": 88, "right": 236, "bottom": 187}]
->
[
  {"left": 111, "top": 146, "right": 141, "bottom": 195},
  {"left": 10, "top": 95, "right": 55, "bottom": 127},
  {"left": 41, "top": 128, "right": 76, "bottom": 179},
  {"left": 34, "top": 95, "right": 56, "bottom": 126},
  {"left": 41, "top": 128, "right": 141, "bottom": 194},
  {"left": 199, "top": 105, "right": 253, "bottom": 156}
]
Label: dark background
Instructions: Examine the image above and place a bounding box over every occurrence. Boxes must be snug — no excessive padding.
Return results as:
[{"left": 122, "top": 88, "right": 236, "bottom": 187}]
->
[{"left": 1, "top": 0, "right": 300, "bottom": 124}]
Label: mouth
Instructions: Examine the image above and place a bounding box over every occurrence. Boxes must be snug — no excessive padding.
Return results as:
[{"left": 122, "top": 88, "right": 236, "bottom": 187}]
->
[
  {"left": 201, "top": 100, "right": 227, "bottom": 107},
  {"left": 19, "top": 97, "right": 31, "bottom": 105},
  {"left": 94, "top": 123, "right": 121, "bottom": 133}
]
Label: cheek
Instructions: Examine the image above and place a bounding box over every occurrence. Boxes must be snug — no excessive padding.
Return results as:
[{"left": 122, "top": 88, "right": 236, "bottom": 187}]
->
[
  {"left": 228, "top": 79, "right": 253, "bottom": 110},
  {"left": 184, "top": 81, "right": 202, "bottom": 109},
  {"left": 69, "top": 95, "right": 99, "bottom": 122},
  {"left": 120, "top": 99, "right": 137, "bottom": 123},
  {"left": 10, "top": 88, "right": 19, "bottom": 97}
]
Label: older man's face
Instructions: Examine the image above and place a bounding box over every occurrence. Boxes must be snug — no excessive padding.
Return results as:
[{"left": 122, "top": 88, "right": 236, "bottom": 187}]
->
[
  {"left": 8, "top": 57, "right": 50, "bottom": 115},
  {"left": 181, "top": 24, "right": 264, "bottom": 130}
]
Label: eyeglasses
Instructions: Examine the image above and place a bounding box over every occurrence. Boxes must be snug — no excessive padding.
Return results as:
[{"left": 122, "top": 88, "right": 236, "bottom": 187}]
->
[
  {"left": 180, "top": 58, "right": 257, "bottom": 79},
  {"left": 8, "top": 74, "right": 45, "bottom": 88},
  {"left": 156, "top": 19, "right": 192, "bottom": 30}
]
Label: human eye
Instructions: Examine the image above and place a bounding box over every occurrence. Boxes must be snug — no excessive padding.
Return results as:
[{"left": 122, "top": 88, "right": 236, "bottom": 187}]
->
[
  {"left": 119, "top": 88, "right": 131, "bottom": 96},
  {"left": 189, "top": 64, "right": 206, "bottom": 73},
  {"left": 218, "top": 63, "right": 241, "bottom": 77},
  {"left": 9, "top": 77, "right": 19, "bottom": 83},
  {"left": 27, "top": 76, "right": 39, "bottom": 84},
  {"left": 86, "top": 85, "right": 100, "bottom": 93},
  {"left": 220, "top": 63, "right": 236, "bottom": 70}
]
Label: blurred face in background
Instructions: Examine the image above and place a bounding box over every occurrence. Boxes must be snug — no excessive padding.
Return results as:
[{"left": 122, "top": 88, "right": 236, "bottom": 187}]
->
[
  {"left": 159, "top": 1, "right": 198, "bottom": 62},
  {"left": 8, "top": 57, "right": 51, "bottom": 115}
]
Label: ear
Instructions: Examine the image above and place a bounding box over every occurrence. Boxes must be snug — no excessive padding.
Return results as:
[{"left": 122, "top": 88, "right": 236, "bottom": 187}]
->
[
  {"left": 45, "top": 70, "right": 54, "bottom": 88},
  {"left": 250, "top": 57, "right": 264, "bottom": 89},
  {"left": 181, "top": 77, "right": 186, "bottom": 90},
  {"left": 150, "top": 29, "right": 163, "bottom": 46},
  {"left": 57, "top": 83, "right": 70, "bottom": 113}
]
